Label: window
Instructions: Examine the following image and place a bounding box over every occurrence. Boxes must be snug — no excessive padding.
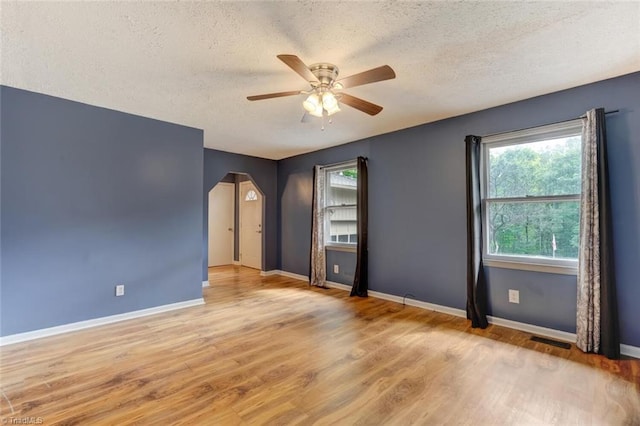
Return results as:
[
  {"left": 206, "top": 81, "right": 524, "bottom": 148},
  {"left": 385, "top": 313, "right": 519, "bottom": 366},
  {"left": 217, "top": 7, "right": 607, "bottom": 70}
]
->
[
  {"left": 324, "top": 162, "right": 357, "bottom": 248},
  {"left": 482, "top": 120, "right": 582, "bottom": 273},
  {"left": 245, "top": 190, "right": 258, "bottom": 201}
]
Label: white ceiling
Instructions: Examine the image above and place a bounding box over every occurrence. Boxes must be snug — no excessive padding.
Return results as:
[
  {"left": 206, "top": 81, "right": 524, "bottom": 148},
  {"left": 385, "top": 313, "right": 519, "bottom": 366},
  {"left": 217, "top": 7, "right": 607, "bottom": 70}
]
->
[{"left": 2, "top": 2, "right": 639, "bottom": 160}]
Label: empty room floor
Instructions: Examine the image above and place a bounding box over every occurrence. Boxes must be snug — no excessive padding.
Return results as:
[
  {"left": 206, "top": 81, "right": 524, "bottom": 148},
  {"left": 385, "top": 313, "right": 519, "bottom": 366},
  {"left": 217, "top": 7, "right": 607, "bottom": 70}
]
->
[{"left": 1, "top": 266, "right": 639, "bottom": 424}]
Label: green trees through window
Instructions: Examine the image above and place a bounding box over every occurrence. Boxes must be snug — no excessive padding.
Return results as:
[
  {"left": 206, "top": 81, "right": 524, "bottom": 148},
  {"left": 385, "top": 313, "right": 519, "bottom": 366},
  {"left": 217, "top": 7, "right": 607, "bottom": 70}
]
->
[{"left": 485, "top": 135, "right": 581, "bottom": 262}]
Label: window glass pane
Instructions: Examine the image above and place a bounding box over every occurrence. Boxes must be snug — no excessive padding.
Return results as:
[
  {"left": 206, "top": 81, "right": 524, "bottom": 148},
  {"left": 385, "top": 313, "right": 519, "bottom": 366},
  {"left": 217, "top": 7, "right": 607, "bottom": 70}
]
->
[
  {"left": 327, "top": 168, "right": 357, "bottom": 206},
  {"left": 325, "top": 165, "right": 357, "bottom": 245},
  {"left": 487, "top": 201, "right": 579, "bottom": 260},
  {"left": 245, "top": 190, "right": 258, "bottom": 201},
  {"left": 325, "top": 165, "right": 358, "bottom": 244},
  {"left": 326, "top": 206, "right": 357, "bottom": 244},
  {"left": 488, "top": 136, "right": 581, "bottom": 198}
]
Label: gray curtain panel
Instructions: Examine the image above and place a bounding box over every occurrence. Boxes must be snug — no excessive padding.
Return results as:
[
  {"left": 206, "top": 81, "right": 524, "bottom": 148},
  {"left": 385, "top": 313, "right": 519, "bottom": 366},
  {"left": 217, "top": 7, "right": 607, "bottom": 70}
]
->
[
  {"left": 576, "top": 108, "right": 620, "bottom": 359},
  {"left": 310, "top": 165, "right": 326, "bottom": 287},
  {"left": 350, "top": 156, "right": 368, "bottom": 297},
  {"left": 465, "top": 135, "right": 488, "bottom": 329}
]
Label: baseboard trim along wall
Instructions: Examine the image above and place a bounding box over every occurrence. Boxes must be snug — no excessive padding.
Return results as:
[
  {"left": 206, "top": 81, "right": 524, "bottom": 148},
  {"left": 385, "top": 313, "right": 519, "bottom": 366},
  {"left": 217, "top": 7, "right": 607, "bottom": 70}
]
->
[
  {"left": 0, "top": 298, "right": 205, "bottom": 347},
  {"left": 259, "top": 270, "right": 281, "bottom": 277},
  {"left": 620, "top": 344, "right": 640, "bottom": 359},
  {"left": 267, "top": 269, "right": 639, "bottom": 358},
  {"left": 486, "top": 315, "right": 577, "bottom": 343},
  {"left": 275, "top": 270, "right": 309, "bottom": 281}
]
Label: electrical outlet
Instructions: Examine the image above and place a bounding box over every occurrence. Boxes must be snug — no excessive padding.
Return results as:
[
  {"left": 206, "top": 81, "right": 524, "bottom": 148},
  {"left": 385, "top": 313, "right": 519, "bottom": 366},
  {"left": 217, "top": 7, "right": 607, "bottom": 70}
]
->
[
  {"left": 333, "top": 264, "right": 339, "bottom": 274},
  {"left": 508, "top": 289, "right": 520, "bottom": 304},
  {"left": 115, "top": 284, "right": 125, "bottom": 297}
]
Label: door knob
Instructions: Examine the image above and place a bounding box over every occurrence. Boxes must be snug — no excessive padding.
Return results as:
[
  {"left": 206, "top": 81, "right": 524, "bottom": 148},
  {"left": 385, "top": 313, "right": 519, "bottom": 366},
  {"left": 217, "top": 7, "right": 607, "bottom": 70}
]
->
[{"left": 228, "top": 228, "right": 233, "bottom": 231}]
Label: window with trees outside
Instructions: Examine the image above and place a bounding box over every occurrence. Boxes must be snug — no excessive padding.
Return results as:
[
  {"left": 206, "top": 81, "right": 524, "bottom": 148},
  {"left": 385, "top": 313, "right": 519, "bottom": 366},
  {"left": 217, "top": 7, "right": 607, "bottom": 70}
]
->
[
  {"left": 325, "top": 163, "right": 358, "bottom": 248},
  {"left": 482, "top": 120, "right": 582, "bottom": 273}
]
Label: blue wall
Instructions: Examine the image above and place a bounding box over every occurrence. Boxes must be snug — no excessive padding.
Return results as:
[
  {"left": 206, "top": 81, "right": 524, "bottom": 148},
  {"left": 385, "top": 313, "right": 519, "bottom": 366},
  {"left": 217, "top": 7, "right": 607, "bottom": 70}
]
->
[
  {"left": 0, "top": 86, "right": 204, "bottom": 336},
  {"left": 203, "top": 149, "right": 277, "bottom": 276},
  {"left": 2, "top": 71, "right": 638, "bottom": 348},
  {"left": 325, "top": 249, "right": 357, "bottom": 285},
  {"left": 277, "top": 72, "right": 640, "bottom": 347}
]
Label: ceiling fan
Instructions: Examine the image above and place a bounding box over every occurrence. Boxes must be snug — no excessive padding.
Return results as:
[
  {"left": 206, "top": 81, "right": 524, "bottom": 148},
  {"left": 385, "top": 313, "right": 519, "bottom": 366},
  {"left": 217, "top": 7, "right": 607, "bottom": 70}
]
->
[{"left": 247, "top": 54, "right": 396, "bottom": 118}]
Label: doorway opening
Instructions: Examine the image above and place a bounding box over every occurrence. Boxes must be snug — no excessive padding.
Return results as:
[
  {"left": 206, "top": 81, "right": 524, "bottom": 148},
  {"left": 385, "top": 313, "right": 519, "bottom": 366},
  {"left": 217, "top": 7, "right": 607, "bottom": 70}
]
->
[
  {"left": 208, "top": 182, "right": 234, "bottom": 266},
  {"left": 207, "top": 173, "right": 265, "bottom": 271}
]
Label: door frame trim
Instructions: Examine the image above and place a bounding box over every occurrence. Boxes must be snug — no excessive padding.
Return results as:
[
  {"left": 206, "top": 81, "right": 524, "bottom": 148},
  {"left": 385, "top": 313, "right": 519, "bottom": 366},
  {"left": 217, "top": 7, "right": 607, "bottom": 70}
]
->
[{"left": 208, "top": 182, "right": 235, "bottom": 266}]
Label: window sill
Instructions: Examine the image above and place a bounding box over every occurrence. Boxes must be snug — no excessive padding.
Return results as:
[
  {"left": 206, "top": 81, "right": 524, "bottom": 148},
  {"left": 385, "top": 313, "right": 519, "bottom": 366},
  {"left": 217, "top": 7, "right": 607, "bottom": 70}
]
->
[
  {"left": 325, "top": 244, "right": 357, "bottom": 253},
  {"left": 484, "top": 259, "right": 577, "bottom": 275}
]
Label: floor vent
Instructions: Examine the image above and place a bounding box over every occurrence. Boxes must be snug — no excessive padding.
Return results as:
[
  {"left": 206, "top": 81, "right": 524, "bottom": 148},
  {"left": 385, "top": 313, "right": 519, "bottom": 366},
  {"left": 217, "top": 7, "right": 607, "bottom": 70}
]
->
[{"left": 530, "top": 335, "right": 571, "bottom": 349}]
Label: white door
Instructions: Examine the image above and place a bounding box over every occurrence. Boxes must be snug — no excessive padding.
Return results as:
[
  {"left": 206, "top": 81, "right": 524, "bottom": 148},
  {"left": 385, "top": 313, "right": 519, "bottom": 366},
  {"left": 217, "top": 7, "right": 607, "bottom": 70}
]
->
[
  {"left": 239, "top": 181, "right": 263, "bottom": 270},
  {"left": 208, "top": 182, "right": 234, "bottom": 266}
]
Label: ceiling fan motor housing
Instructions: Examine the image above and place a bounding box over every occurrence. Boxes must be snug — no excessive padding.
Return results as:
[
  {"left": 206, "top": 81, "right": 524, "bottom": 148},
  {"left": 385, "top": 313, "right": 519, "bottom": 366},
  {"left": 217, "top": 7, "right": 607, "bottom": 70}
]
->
[{"left": 309, "top": 63, "right": 339, "bottom": 87}]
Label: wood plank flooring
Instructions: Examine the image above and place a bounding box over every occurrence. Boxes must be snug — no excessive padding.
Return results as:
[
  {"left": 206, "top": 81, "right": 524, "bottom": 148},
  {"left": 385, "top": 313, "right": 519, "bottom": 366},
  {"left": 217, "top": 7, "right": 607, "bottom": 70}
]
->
[{"left": 1, "top": 266, "right": 639, "bottom": 425}]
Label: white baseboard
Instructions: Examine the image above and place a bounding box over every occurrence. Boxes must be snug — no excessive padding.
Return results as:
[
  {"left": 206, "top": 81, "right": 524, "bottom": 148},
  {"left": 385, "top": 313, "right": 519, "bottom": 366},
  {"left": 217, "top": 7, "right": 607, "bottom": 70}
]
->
[
  {"left": 278, "top": 270, "right": 639, "bottom": 358},
  {"left": 368, "top": 289, "right": 468, "bottom": 319},
  {"left": 233, "top": 261, "right": 241, "bottom": 266},
  {"left": 487, "top": 316, "right": 576, "bottom": 343},
  {"left": 621, "top": 344, "right": 640, "bottom": 359},
  {"left": 326, "top": 281, "right": 351, "bottom": 291},
  {"left": 280, "top": 270, "right": 306, "bottom": 280},
  {"left": 0, "top": 298, "right": 205, "bottom": 347},
  {"left": 260, "top": 270, "right": 282, "bottom": 277},
  {"left": 202, "top": 280, "right": 210, "bottom": 287}
]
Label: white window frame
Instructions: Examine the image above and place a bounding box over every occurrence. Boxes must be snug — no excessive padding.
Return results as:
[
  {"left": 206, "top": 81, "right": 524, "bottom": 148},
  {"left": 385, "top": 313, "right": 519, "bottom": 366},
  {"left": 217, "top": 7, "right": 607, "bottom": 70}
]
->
[
  {"left": 481, "top": 120, "right": 583, "bottom": 275},
  {"left": 324, "top": 161, "right": 358, "bottom": 252}
]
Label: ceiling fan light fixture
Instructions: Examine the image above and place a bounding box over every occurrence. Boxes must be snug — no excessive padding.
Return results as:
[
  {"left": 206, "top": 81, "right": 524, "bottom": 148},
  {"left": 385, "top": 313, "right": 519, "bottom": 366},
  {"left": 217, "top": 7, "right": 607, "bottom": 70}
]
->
[
  {"left": 322, "top": 91, "right": 338, "bottom": 110},
  {"left": 303, "top": 93, "right": 321, "bottom": 112},
  {"left": 308, "top": 104, "right": 324, "bottom": 118},
  {"left": 325, "top": 103, "right": 340, "bottom": 116},
  {"left": 305, "top": 91, "right": 339, "bottom": 117}
]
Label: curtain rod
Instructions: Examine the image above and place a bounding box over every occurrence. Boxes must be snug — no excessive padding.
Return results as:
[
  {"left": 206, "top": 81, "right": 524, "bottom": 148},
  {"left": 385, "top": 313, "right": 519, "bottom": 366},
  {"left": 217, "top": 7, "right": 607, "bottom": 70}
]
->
[
  {"left": 577, "top": 109, "right": 619, "bottom": 119},
  {"left": 481, "top": 109, "right": 619, "bottom": 139},
  {"left": 318, "top": 158, "right": 360, "bottom": 169}
]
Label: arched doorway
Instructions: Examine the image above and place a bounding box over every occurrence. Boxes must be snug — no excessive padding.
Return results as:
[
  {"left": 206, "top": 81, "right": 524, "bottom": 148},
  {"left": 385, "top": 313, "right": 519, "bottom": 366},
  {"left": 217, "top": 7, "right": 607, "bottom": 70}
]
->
[{"left": 207, "top": 172, "right": 265, "bottom": 271}]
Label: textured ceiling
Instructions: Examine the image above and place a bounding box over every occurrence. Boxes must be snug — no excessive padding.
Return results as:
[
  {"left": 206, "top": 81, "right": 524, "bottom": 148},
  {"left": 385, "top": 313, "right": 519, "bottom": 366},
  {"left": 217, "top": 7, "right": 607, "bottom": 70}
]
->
[{"left": 2, "top": 1, "right": 639, "bottom": 160}]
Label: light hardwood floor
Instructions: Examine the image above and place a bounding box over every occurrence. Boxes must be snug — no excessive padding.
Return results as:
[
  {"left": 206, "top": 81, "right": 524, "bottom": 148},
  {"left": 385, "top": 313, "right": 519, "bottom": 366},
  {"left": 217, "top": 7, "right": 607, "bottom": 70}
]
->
[{"left": 1, "top": 266, "right": 639, "bottom": 425}]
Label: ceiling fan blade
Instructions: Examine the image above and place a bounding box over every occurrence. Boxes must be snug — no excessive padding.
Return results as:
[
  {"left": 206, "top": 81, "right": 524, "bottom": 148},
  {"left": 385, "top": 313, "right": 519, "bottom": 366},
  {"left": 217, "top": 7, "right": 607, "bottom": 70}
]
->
[
  {"left": 247, "top": 90, "right": 302, "bottom": 101},
  {"left": 339, "top": 93, "right": 383, "bottom": 116},
  {"left": 336, "top": 65, "right": 396, "bottom": 89},
  {"left": 277, "top": 54, "right": 319, "bottom": 84}
]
